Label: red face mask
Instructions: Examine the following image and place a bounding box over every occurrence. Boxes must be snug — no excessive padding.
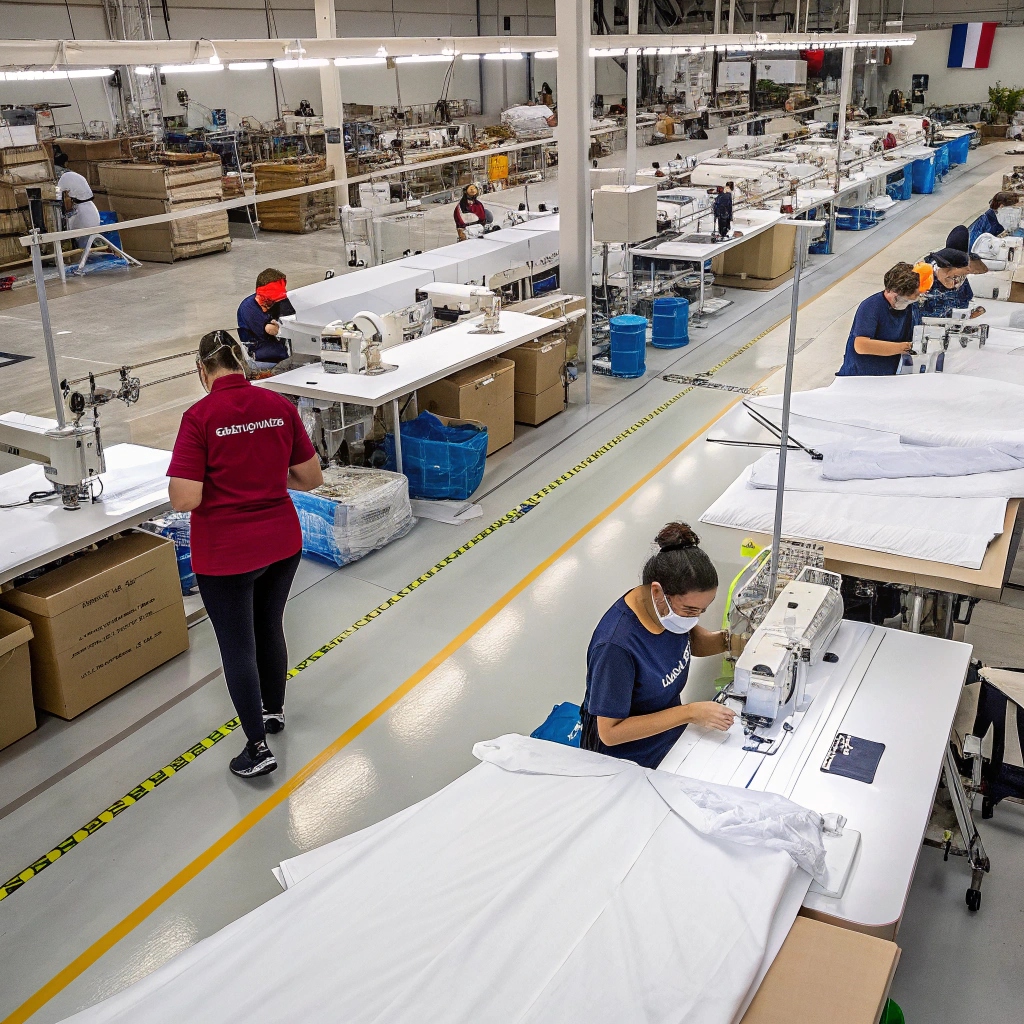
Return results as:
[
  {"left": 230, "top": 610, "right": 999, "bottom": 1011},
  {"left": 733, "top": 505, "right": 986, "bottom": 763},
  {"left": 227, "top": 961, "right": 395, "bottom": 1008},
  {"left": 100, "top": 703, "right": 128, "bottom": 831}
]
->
[{"left": 256, "top": 279, "right": 288, "bottom": 305}]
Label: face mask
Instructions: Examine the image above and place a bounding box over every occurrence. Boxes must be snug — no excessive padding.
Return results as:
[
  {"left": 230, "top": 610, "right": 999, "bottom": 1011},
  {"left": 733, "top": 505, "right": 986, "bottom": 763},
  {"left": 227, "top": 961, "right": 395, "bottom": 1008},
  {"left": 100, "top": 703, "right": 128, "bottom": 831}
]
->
[
  {"left": 996, "top": 207, "right": 1022, "bottom": 232},
  {"left": 651, "top": 584, "right": 699, "bottom": 634},
  {"left": 891, "top": 296, "right": 914, "bottom": 310}
]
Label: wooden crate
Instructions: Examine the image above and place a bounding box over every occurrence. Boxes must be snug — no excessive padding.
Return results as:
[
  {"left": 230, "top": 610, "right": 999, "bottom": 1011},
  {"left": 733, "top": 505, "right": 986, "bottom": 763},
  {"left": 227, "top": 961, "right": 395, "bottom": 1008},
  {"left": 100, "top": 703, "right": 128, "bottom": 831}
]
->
[
  {"left": 0, "top": 145, "right": 52, "bottom": 184},
  {"left": 0, "top": 181, "right": 59, "bottom": 236},
  {"left": 253, "top": 161, "right": 335, "bottom": 233},
  {"left": 107, "top": 194, "right": 230, "bottom": 263},
  {"left": 99, "top": 159, "right": 223, "bottom": 203}
]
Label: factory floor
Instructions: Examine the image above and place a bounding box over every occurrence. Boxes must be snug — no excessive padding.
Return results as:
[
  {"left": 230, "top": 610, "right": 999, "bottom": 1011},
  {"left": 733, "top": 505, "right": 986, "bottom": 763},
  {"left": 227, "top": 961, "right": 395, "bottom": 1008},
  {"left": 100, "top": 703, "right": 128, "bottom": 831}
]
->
[{"left": 1, "top": 143, "right": 1023, "bottom": 1024}]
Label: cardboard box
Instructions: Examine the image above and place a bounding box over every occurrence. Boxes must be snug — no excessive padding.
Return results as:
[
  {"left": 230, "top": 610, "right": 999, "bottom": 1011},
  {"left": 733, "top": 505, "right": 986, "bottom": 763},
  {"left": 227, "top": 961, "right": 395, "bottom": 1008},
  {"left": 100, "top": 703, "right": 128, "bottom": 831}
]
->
[
  {"left": 740, "top": 917, "right": 899, "bottom": 1024},
  {"left": 1, "top": 533, "right": 189, "bottom": 719},
  {"left": 592, "top": 185, "right": 658, "bottom": 243},
  {"left": 1009, "top": 267, "right": 1024, "bottom": 303},
  {"left": 515, "top": 382, "right": 564, "bottom": 426},
  {"left": 507, "top": 336, "right": 565, "bottom": 395},
  {"left": 106, "top": 195, "right": 230, "bottom": 263},
  {"left": 712, "top": 223, "right": 797, "bottom": 281},
  {"left": 99, "top": 159, "right": 222, "bottom": 201},
  {"left": 0, "top": 608, "right": 35, "bottom": 751},
  {"left": 417, "top": 357, "right": 515, "bottom": 455}
]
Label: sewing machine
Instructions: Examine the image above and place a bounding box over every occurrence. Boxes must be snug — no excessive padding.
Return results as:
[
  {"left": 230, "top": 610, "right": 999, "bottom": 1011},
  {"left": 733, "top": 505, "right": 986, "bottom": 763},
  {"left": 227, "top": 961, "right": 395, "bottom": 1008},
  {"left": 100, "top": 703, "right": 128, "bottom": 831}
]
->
[
  {"left": 415, "top": 283, "right": 498, "bottom": 325},
  {"left": 972, "top": 232, "right": 1021, "bottom": 272},
  {"left": 899, "top": 317, "right": 990, "bottom": 374},
  {"left": 729, "top": 568, "right": 844, "bottom": 748},
  {"left": 320, "top": 312, "right": 397, "bottom": 376}
]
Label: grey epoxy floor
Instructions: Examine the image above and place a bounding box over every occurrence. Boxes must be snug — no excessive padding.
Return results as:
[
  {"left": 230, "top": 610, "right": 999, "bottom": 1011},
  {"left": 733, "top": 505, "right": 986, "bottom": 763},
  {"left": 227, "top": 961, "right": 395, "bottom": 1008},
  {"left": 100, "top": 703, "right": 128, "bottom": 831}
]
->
[{"left": 0, "top": 144, "right": 1022, "bottom": 1023}]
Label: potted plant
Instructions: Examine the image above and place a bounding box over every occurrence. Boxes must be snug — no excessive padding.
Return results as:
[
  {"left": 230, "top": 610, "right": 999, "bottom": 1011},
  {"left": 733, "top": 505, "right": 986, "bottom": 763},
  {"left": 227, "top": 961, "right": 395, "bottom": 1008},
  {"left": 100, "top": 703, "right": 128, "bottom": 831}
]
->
[{"left": 988, "top": 83, "right": 1024, "bottom": 125}]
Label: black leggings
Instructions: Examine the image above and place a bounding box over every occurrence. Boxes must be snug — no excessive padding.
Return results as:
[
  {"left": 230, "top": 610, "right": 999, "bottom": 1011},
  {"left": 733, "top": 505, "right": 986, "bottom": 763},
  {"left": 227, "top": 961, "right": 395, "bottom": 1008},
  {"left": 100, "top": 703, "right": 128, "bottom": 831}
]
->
[{"left": 197, "top": 551, "right": 301, "bottom": 744}]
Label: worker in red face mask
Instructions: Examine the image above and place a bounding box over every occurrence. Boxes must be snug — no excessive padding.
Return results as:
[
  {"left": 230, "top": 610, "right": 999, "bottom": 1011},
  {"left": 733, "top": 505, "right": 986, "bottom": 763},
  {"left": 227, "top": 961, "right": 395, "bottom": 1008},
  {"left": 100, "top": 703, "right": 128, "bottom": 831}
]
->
[{"left": 237, "top": 268, "right": 296, "bottom": 369}]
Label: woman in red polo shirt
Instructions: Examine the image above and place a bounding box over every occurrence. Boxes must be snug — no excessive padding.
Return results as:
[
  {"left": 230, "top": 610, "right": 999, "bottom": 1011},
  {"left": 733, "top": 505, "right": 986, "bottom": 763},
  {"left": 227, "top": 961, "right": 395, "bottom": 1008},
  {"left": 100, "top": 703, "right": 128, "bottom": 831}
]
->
[{"left": 168, "top": 330, "right": 323, "bottom": 779}]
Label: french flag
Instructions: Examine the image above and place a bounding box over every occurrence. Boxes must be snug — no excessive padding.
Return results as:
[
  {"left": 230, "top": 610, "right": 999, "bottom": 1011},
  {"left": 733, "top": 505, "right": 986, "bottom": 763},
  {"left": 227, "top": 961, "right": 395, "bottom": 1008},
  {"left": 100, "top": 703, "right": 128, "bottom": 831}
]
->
[{"left": 947, "top": 23, "right": 997, "bottom": 69}]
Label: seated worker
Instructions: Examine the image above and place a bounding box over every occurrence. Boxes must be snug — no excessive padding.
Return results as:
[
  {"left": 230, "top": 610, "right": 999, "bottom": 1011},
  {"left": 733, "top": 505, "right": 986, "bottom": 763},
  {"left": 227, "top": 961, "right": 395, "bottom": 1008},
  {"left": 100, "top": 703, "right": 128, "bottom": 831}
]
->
[
  {"left": 579, "top": 522, "right": 734, "bottom": 770},
  {"left": 836, "top": 262, "right": 921, "bottom": 377},
  {"left": 53, "top": 146, "right": 101, "bottom": 248},
  {"left": 916, "top": 248, "right": 982, "bottom": 320},
  {"left": 454, "top": 183, "right": 493, "bottom": 240},
  {"left": 968, "top": 192, "right": 1021, "bottom": 248},
  {"left": 237, "top": 268, "right": 295, "bottom": 370},
  {"left": 608, "top": 97, "right": 628, "bottom": 115},
  {"left": 946, "top": 225, "right": 989, "bottom": 278}
]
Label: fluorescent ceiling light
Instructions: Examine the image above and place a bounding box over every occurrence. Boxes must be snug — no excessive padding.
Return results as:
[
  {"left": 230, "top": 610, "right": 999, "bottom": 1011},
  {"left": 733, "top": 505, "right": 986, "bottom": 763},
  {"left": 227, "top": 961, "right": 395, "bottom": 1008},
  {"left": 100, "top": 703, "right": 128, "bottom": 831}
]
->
[
  {"left": 590, "top": 48, "right": 626, "bottom": 57},
  {"left": 534, "top": 50, "right": 558, "bottom": 59},
  {"left": 227, "top": 61, "right": 267, "bottom": 71},
  {"left": 0, "top": 68, "right": 114, "bottom": 80},
  {"left": 462, "top": 53, "right": 480, "bottom": 60},
  {"left": 395, "top": 54, "right": 453, "bottom": 64},
  {"left": 484, "top": 52, "right": 522, "bottom": 61},
  {"left": 334, "top": 57, "right": 386, "bottom": 67},
  {"left": 273, "top": 58, "right": 329, "bottom": 69},
  {"left": 160, "top": 63, "right": 224, "bottom": 73},
  {"left": 134, "top": 65, "right": 154, "bottom": 75}
]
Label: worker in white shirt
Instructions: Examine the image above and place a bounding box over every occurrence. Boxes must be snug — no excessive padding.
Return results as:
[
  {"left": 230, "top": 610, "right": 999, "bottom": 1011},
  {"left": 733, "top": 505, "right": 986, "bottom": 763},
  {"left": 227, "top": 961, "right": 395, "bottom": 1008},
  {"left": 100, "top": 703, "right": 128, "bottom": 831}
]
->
[{"left": 53, "top": 145, "right": 102, "bottom": 248}]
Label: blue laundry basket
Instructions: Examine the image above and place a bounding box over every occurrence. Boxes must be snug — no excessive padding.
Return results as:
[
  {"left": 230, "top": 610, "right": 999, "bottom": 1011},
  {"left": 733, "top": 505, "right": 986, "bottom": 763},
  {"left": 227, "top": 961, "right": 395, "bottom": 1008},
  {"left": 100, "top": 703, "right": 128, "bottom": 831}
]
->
[
  {"left": 651, "top": 297, "right": 689, "bottom": 349},
  {"left": 384, "top": 411, "right": 488, "bottom": 501},
  {"left": 934, "top": 143, "right": 950, "bottom": 178},
  {"left": 887, "top": 171, "right": 912, "bottom": 201},
  {"left": 609, "top": 314, "right": 647, "bottom": 378},
  {"left": 97, "top": 210, "right": 123, "bottom": 250},
  {"left": 948, "top": 135, "right": 970, "bottom": 165},
  {"left": 912, "top": 155, "right": 936, "bottom": 194},
  {"left": 836, "top": 207, "right": 880, "bottom": 231}
]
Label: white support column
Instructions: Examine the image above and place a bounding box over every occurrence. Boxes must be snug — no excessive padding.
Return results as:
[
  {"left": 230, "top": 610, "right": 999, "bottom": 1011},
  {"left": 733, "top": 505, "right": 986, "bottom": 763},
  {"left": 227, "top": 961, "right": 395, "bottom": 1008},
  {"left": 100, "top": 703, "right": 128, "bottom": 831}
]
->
[
  {"left": 835, "top": 0, "right": 859, "bottom": 171},
  {"left": 626, "top": 0, "right": 639, "bottom": 183},
  {"left": 315, "top": 0, "right": 347, "bottom": 211},
  {"left": 556, "top": 0, "right": 592, "bottom": 404},
  {"left": 714, "top": 0, "right": 722, "bottom": 33},
  {"left": 728, "top": 0, "right": 735, "bottom": 34}
]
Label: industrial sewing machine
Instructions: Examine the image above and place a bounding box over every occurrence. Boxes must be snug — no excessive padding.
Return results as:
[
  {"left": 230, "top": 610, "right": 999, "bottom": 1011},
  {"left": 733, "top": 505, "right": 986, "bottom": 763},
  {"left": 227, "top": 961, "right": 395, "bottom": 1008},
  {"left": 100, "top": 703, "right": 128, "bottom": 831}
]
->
[
  {"left": 0, "top": 368, "right": 140, "bottom": 510},
  {"left": 415, "top": 283, "right": 499, "bottom": 325},
  {"left": 972, "top": 232, "right": 1020, "bottom": 272},
  {"left": 898, "top": 317, "right": 990, "bottom": 374},
  {"left": 320, "top": 312, "right": 398, "bottom": 376}
]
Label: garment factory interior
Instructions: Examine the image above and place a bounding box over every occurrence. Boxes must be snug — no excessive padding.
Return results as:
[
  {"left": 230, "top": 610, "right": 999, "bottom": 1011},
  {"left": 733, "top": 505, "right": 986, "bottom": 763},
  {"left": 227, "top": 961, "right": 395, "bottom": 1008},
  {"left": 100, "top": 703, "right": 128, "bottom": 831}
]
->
[{"left": 4, "top": 2, "right": 1024, "bottom": 1022}]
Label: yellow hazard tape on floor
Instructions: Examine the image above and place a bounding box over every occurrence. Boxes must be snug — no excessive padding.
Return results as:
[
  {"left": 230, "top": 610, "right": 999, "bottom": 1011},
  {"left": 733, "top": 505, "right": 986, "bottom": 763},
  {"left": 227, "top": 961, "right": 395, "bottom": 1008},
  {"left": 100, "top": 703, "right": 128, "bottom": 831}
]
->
[{"left": 0, "top": 322, "right": 777, "bottom": 906}]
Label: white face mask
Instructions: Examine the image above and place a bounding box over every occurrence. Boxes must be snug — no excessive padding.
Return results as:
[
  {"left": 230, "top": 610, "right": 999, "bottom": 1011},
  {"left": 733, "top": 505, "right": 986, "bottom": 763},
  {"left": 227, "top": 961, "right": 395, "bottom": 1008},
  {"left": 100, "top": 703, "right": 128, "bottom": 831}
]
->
[
  {"left": 651, "top": 584, "right": 699, "bottom": 634},
  {"left": 891, "top": 296, "right": 914, "bottom": 310},
  {"left": 996, "top": 206, "right": 1022, "bottom": 232}
]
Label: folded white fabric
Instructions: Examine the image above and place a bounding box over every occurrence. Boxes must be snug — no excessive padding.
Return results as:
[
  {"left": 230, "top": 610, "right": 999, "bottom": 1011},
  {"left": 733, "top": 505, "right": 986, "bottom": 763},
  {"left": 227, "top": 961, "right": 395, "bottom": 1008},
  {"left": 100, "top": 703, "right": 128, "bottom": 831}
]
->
[
  {"left": 822, "top": 443, "right": 1024, "bottom": 480},
  {"left": 702, "top": 467, "right": 1007, "bottom": 568}
]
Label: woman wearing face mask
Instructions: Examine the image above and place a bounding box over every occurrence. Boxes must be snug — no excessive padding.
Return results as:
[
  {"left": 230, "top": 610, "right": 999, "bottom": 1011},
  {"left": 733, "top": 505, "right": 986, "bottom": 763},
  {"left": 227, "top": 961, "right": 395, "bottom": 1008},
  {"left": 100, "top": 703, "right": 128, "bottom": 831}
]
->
[
  {"left": 579, "top": 523, "right": 735, "bottom": 769},
  {"left": 167, "top": 330, "right": 323, "bottom": 779},
  {"left": 968, "top": 192, "right": 1021, "bottom": 249},
  {"left": 836, "top": 262, "right": 921, "bottom": 377}
]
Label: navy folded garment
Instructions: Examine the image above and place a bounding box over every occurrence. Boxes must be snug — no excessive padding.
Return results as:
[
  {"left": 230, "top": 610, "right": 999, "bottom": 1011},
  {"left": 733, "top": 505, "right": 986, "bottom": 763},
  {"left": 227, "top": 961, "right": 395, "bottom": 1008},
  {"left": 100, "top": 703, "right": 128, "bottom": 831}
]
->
[{"left": 821, "top": 732, "right": 885, "bottom": 784}]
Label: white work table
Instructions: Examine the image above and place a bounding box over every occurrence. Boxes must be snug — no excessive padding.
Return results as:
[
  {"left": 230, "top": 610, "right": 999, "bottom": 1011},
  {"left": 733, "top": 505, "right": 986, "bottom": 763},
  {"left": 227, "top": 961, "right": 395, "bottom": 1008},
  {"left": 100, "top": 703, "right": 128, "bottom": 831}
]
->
[
  {"left": 633, "top": 207, "right": 784, "bottom": 262},
  {"left": 257, "top": 310, "right": 559, "bottom": 472},
  {"left": 661, "top": 621, "right": 970, "bottom": 939},
  {"left": 0, "top": 443, "right": 171, "bottom": 585}
]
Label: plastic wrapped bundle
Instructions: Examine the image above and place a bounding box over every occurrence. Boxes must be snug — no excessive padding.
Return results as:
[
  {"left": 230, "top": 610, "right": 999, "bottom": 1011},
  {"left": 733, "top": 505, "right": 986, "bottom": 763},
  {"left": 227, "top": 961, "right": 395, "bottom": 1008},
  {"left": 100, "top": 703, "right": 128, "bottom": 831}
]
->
[
  {"left": 138, "top": 512, "right": 197, "bottom": 594},
  {"left": 290, "top": 466, "right": 414, "bottom": 567},
  {"left": 385, "top": 412, "right": 488, "bottom": 501}
]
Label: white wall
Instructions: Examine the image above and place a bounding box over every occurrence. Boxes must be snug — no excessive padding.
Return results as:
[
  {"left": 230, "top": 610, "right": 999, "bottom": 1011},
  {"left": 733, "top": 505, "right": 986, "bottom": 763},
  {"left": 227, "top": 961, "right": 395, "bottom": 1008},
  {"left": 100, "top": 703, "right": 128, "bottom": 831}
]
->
[
  {"left": 0, "top": 0, "right": 557, "bottom": 128},
  {"left": 878, "top": 26, "right": 1024, "bottom": 108}
]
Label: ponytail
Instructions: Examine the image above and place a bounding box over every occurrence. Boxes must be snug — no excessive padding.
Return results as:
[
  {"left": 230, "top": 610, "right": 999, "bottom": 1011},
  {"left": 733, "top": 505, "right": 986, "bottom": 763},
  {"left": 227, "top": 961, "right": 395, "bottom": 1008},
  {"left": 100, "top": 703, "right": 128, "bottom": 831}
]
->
[{"left": 641, "top": 522, "right": 718, "bottom": 596}]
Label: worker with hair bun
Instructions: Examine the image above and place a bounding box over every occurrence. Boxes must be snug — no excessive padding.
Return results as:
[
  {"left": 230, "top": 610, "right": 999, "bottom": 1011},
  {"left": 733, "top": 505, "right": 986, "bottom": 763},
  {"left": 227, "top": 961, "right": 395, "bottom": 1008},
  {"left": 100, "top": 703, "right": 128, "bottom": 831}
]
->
[
  {"left": 167, "top": 330, "right": 323, "bottom": 780},
  {"left": 579, "top": 523, "right": 734, "bottom": 769}
]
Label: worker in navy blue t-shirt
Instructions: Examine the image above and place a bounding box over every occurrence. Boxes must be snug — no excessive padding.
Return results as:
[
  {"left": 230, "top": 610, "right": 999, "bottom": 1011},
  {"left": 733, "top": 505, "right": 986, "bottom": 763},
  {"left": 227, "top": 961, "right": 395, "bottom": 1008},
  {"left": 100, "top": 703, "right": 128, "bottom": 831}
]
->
[
  {"left": 580, "top": 523, "right": 735, "bottom": 769},
  {"left": 237, "top": 267, "right": 296, "bottom": 369},
  {"left": 836, "top": 262, "right": 921, "bottom": 377}
]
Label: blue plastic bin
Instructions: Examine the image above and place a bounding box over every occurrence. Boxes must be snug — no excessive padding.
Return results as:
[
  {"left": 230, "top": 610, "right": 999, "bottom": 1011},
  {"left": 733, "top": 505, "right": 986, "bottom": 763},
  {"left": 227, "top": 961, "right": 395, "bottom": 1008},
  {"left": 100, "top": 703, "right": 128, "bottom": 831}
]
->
[
  {"left": 609, "top": 314, "right": 647, "bottom": 378},
  {"left": 948, "top": 134, "right": 970, "bottom": 165},
  {"left": 651, "top": 297, "right": 689, "bottom": 349},
  {"left": 97, "top": 210, "right": 123, "bottom": 251},
  {"left": 836, "top": 207, "right": 879, "bottom": 231},
  {"left": 887, "top": 171, "right": 912, "bottom": 201},
  {"left": 139, "top": 512, "right": 196, "bottom": 595},
  {"left": 912, "top": 155, "right": 936, "bottom": 194},
  {"left": 384, "top": 411, "right": 488, "bottom": 500},
  {"left": 934, "top": 143, "right": 950, "bottom": 178}
]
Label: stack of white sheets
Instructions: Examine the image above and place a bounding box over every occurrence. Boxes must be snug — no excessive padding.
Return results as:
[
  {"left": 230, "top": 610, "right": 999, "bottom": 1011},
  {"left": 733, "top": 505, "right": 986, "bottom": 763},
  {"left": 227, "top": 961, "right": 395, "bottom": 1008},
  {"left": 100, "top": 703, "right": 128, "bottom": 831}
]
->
[{"left": 702, "top": 375, "right": 1024, "bottom": 568}]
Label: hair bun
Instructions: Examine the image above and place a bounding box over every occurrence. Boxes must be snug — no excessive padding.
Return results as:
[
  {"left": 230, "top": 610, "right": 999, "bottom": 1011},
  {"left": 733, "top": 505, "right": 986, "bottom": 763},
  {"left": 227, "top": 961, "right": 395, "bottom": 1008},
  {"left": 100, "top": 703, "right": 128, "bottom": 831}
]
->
[{"left": 655, "top": 522, "right": 699, "bottom": 552}]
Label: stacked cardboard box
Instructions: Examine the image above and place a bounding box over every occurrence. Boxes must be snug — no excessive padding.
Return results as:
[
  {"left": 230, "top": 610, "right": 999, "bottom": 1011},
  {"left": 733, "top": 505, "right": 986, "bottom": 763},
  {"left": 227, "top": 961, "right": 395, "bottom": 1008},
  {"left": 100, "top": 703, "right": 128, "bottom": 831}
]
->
[
  {"left": 254, "top": 160, "right": 335, "bottom": 233},
  {"left": 99, "top": 156, "right": 230, "bottom": 263},
  {"left": 0, "top": 608, "right": 35, "bottom": 751},
  {"left": 508, "top": 335, "right": 566, "bottom": 426},
  {"left": 417, "top": 357, "right": 515, "bottom": 455},
  {"left": 710, "top": 223, "right": 797, "bottom": 290},
  {"left": 0, "top": 134, "right": 59, "bottom": 268}
]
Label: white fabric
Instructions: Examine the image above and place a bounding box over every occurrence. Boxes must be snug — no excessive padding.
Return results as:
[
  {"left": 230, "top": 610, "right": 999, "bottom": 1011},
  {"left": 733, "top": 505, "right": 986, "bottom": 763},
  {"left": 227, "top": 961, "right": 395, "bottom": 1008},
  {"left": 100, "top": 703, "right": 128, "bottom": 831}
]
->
[
  {"left": 749, "top": 375, "right": 1024, "bottom": 448},
  {"left": 701, "top": 466, "right": 1007, "bottom": 568},
  {"left": 60, "top": 735, "right": 823, "bottom": 1024}
]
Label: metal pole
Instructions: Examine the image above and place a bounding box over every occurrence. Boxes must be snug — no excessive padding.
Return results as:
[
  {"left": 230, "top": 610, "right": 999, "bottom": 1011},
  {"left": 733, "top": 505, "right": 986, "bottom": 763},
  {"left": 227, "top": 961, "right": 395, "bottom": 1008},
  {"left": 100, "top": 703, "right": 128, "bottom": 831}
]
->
[
  {"left": 626, "top": 0, "right": 639, "bottom": 183},
  {"left": 728, "top": 0, "right": 736, "bottom": 34},
  {"left": 767, "top": 226, "right": 809, "bottom": 599},
  {"left": 714, "top": 0, "right": 722, "bottom": 33},
  {"left": 30, "top": 235, "right": 67, "bottom": 429}
]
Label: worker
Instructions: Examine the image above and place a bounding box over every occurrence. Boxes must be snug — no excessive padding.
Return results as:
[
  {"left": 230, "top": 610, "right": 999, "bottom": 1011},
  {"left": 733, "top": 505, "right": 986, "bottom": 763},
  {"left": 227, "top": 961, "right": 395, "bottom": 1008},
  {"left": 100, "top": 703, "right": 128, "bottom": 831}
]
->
[
  {"left": 609, "top": 97, "right": 628, "bottom": 115},
  {"left": 836, "top": 262, "right": 921, "bottom": 377},
  {"left": 454, "top": 183, "right": 493, "bottom": 241},
  {"left": 968, "top": 192, "right": 1021, "bottom": 248},
  {"left": 52, "top": 145, "right": 101, "bottom": 248},
  {"left": 713, "top": 182, "right": 734, "bottom": 237},
  {"left": 237, "top": 268, "right": 296, "bottom": 370},
  {"left": 167, "top": 330, "right": 323, "bottom": 779},
  {"left": 539, "top": 82, "right": 554, "bottom": 108},
  {"left": 916, "top": 248, "right": 982, "bottom": 320},
  {"left": 579, "top": 522, "right": 735, "bottom": 769},
  {"left": 946, "top": 225, "right": 989, "bottom": 278}
]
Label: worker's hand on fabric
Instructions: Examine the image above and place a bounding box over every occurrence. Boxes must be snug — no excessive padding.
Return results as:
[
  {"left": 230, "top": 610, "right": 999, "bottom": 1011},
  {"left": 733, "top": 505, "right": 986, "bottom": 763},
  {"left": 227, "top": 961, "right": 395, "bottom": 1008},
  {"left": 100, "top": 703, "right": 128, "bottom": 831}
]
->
[
  {"left": 688, "top": 702, "right": 736, "bottom": 732},
  {"left": 265, "top": 321, "right": 280, "bottom": 336}
]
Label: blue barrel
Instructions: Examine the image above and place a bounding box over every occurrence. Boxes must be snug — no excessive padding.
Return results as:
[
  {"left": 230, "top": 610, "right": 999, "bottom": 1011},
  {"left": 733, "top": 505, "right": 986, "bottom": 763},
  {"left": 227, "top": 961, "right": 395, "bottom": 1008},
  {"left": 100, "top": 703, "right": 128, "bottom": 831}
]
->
[
  {"left": 609, "top": 314, "right": 647, "bottom": 378},
  {"left": 98, "top": 210, "right": 123, "bottom": 251},
  {"left": 912, "top": 155, "right": 936, "bottom": 194},
  {"left": 651, "top": 297, "right": 689, "bottom": 349},
  {"left": 934, "top": 143, "right": 950, "bottom": 177},
  {"left": 948, "top": 134, "right": 970, "bottom": 165}
]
